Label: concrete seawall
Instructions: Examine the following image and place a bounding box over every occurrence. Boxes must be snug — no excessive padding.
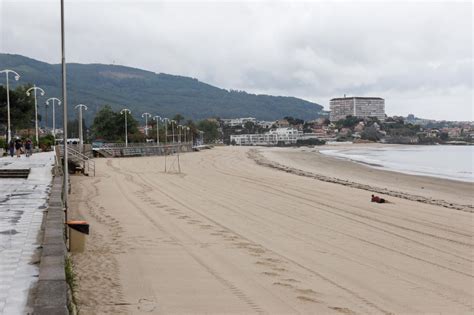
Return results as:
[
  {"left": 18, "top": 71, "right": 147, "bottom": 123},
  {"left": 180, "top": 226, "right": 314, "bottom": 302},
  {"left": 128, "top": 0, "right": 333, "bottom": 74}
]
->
[{"left": 33, "top": 175, "right": 69, "bottom": 314}]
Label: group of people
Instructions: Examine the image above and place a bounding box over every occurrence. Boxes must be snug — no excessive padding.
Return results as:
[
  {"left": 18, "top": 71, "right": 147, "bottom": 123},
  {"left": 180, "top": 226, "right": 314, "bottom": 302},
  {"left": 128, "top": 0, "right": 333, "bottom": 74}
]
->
[{"left": 7, "top": 137, "right": 33, "bottom": 158}]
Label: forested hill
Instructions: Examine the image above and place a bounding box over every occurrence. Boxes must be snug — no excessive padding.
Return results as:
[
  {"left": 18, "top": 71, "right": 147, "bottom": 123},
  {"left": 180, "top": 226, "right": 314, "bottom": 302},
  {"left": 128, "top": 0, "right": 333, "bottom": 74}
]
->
[{"left": 0, "top": 53, "right": 325, "bottom": 124}]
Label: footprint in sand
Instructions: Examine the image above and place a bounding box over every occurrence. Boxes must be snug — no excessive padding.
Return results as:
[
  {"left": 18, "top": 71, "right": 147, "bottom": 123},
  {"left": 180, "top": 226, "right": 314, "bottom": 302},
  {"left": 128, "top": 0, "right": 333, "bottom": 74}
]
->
[
  {"left": 273, "top": 282, "right": 293, "bottom": 288},
  {"left": 282, "top": 278, "right": 300, "bottom": 283},
  {"left": 248, "top": 247, "right": 266, "bottom": 254},
  {"left": 328, "top": 306, "right": 357, "bottom": 314},
  {"left": 295, "top": 288, "right": 319, "bottom": 296},
  {"left": 255, "top": 261, "right": 275, "bottom": 267},
  {"left": 262, "top": 271, "right": 279, "bottom": 277},
  {"left": 264, "top": 257, "right": 282, "bottom": 263},
  {"left": 137, "top": 298, "right": 157, "bottom": 312},
  {"left": 297, "top": 296, "right": 320, "bottom": 303}
]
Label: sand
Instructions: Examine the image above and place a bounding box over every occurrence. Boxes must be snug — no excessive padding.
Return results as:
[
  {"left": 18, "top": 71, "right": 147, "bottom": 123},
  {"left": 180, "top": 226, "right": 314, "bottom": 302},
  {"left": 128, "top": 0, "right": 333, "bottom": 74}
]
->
[{"left": 69, "top": 146, "right": 473, "bottom": 314}]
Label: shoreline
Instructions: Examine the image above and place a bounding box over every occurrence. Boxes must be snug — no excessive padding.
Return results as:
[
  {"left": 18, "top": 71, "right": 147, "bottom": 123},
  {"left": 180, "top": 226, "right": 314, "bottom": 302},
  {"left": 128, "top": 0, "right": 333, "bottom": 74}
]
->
[
  {"left": 250, "top": 147, "right": 473, "bottom": 212},
  {"left": 319, "top": 144, "right": 473, "bottom": 183}
]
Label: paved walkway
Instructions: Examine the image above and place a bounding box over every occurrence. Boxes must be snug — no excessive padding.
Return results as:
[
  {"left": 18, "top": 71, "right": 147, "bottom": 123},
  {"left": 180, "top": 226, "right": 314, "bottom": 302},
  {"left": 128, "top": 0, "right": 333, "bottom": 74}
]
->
[{"left": 0, "top": 152, "right": 55, "bottom": 314}]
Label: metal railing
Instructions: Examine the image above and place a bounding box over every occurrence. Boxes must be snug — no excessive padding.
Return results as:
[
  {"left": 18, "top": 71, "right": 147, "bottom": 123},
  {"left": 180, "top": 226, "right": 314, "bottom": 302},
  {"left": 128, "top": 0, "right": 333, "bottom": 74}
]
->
[
  {"left": 94, "top": 143, "right": 192, "bottom": 158},
  {"left": 58, "top": 145, "right": 95, "bottom": 176}
]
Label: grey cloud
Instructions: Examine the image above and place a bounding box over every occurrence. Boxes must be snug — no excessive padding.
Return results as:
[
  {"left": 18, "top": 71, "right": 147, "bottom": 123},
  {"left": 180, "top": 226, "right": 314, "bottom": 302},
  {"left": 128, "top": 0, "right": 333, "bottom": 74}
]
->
[{"left": 1, "top": 0, "right": 472, "bottom": 120}]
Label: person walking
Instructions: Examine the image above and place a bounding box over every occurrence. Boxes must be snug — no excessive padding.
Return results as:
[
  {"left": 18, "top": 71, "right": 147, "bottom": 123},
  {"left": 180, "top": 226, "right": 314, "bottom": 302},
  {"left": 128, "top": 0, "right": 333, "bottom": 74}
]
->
[
  {"left": 8, "top": 140, "right": 15, "bottom": 157},
  {"left": 14, "top": 137, "right": 23, "bottom": 158},
  {"left": 25, "top": 138, "right": 33, "bottom": 157}
]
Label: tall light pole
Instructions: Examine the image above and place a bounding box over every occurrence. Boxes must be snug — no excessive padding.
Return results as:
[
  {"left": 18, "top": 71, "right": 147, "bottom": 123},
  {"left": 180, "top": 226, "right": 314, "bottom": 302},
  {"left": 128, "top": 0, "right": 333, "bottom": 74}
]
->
[
  {"left": 185, "top": 127, "right": 190, "bottom": 144},
  {"left": 163, "top": 118, "right": 169, "bottom": 146},
  {"left": 60, "top": 0, "right": 69, "bottom": 208},
  {"left": 178, "top": 125, "right": 183, "bottom": 143},
  {"left": 199, "top": 130, "right": 204, "bottom": 145},
  {"left": 142, "top": 112, "right": 151, "bottom": 137},
  {"left": 0, "top": 70, "right": 20, "bottom": 143},
  {"left": 26, "top": 85, "right": 45, "bottom": 148},
  {"left": 171, "top": 120, "right": 176, "bottom": 144},
  {"left": 120, "top": 108, "right": 131, "bottom": 147},
  {"left": 46, "top": 97, "right": 61, "bottom": 138},
  {"left": 75, "top": 104, "right": 88, "bottom": 149},
  {"left": 153, "top": 115, "right": 162, "bottom": 145}
]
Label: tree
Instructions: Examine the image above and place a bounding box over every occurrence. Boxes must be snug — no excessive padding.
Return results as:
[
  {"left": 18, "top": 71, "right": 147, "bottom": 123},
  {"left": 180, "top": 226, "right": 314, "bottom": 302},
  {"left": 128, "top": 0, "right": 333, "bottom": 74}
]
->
[
  {"left": 91, "top": 105, "right": 121, "bottom": 141},
  {"left": 197, "top": 120, "right": 220, "bottom": 143},
  {"left": 0, "top": 84, "right": 38, "bottom": 133},
  {"left": 284, "top": 116, "right": 304, "bottom": 126},
  {"left": 244, "top": 121, "right": 256, "bottom": 134},
  {"left": 361, "top": 126, "right": 383, "bottom": 141},
  {"left": 173, "top": 114, "right": 184, "bottom": 124},
  {"left": 336, "top": 115, "right": 362, "bottom": 128},
  {"left": 91, "top": 105, "right": 141, "bottom": 142},
  {"left": 67, "top": 118, "right": 87, "bottom": 140},
  {"left": 439, "top": 132, "right": 449, "bottom": 141}
]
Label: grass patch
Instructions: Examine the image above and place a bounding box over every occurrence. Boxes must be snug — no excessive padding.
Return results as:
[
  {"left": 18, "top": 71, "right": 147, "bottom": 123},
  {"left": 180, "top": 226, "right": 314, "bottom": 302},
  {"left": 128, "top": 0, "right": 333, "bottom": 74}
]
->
[{"left": 65, "top": 255, "right": 79, "bottom": 314}]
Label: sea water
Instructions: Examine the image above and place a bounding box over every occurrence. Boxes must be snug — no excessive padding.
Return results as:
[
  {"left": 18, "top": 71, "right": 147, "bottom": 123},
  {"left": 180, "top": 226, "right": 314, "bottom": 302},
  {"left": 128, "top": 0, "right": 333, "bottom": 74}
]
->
[{"left": 320, "top": 145, "right": 474, "bottom": 182}]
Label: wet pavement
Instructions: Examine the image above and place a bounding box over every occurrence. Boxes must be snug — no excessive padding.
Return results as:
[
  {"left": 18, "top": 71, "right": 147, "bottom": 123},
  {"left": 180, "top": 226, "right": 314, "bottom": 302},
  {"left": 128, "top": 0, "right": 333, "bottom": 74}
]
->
[{"left": 0, "top": 152, "right": 55, "bottom": 314}]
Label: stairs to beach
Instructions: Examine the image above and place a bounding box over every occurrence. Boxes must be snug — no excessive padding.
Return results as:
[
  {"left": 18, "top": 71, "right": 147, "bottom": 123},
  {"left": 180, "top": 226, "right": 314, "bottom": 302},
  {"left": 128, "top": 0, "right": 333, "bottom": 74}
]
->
[{"left": 0, "top": 169, "right": 30, "bottom": 179}]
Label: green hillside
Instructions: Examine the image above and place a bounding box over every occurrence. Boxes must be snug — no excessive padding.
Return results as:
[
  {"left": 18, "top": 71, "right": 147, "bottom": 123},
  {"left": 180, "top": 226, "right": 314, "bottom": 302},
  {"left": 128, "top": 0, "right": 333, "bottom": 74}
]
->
[{"left": 0, "top": 53, "right": 325, "bottom": 126}]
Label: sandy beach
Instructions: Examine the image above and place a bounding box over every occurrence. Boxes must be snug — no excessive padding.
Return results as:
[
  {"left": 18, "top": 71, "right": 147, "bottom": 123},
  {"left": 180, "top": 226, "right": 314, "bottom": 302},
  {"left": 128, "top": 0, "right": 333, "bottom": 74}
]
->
[{"left": 69, "top": 146, "right": 473, "bottom": 314}]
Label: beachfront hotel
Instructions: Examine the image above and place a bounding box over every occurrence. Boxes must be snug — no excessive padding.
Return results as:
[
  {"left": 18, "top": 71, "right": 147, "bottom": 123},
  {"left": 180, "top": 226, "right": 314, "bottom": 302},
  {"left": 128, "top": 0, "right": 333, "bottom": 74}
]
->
[{"left": 329, "top": 96, "right": 386, "bottom": 122}]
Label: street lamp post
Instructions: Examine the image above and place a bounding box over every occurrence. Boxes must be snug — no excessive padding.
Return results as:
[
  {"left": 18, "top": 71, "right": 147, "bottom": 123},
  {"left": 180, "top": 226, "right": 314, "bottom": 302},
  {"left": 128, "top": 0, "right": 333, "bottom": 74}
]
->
[
  {"left": 75, "top": 104, "right": 88, "bottom": 150},
  {"left": 178, "top": 125, "right": 183, "bottom": 143},
  {"left": 142, "top": 112, "right": 151, "bottom": 137},
  {"left": 171, "top": 120, "right": 176, "bottom": 144},
  {"left": 185, "top": 126, "right": 190, "bottom": 144},
  {"left": 0, "top": 70, "right": 20, "bottom": 143},
  {"left": 153, "top": 115, "right": 162, "bottom": 145},
  {"left": 26, "top": 85, "right": 45, "bottom": 148},
  {"left": 46, "top": 97, "right": 62, "bottom": 138},
  {"left": 120, "top": 108, "right": 131, "bottom": 147},
  {"left": 60, "top": 0, "right": 69, "bottom": 208},
  {"left": 163, "top": 118, "right": 169, "bottom": 146}
]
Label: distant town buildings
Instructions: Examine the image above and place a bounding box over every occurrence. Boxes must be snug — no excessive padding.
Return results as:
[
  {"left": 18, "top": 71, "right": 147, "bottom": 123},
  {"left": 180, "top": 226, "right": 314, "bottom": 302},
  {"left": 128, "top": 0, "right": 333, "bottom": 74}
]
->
[
  {"left": 221, "top": 117, "right": 257, "bottom": 127},
  {"left": 230, "top": 127, "right": 301, "bottom": 146},
  {"left": 330, "top": 96, "right": 386, "bottom": 122}
]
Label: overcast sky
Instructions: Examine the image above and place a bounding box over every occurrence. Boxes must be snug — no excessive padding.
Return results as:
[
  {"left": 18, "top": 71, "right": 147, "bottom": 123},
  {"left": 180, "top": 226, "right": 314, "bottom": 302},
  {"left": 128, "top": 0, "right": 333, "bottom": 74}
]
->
[{"left": 1, "top": 0, "right": 472, "bottom": 120}]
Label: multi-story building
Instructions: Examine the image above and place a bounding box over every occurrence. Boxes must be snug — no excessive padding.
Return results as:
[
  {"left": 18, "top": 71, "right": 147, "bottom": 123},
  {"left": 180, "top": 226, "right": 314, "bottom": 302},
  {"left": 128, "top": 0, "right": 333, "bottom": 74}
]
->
[
  {"left": 230, "top": 128, "right": 301, "bottom": 146},
  {"left": 330, "top": 96, "right": 385, "bottom": 122},
  {"left": 221, "top": 117, "right": 257, "bottom": 127}
]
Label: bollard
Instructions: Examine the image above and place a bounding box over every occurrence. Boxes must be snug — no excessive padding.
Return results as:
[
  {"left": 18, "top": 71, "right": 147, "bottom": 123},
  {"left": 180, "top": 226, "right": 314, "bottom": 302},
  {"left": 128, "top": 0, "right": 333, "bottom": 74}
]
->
[{"left": 66, "top": 220, "right": 89, "bottom": 253}]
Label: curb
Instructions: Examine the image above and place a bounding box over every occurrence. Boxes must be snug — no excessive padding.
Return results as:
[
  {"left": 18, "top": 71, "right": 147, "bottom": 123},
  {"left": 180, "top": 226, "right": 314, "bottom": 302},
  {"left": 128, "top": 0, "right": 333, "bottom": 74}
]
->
[{"left": 33, "top": 175, "right": 69, "bottom": 315}]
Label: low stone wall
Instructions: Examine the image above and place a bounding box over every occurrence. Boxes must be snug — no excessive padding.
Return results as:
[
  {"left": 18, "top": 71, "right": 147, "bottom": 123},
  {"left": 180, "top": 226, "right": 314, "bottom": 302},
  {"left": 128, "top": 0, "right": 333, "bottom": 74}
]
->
[{"left": 34, "top": 175, "right": 69, "bottom": 314}]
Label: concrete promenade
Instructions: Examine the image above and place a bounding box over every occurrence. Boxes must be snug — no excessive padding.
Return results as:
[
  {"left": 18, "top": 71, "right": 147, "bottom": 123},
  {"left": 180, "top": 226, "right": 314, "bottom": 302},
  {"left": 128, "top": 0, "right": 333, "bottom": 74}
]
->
[{"left": 0, "top": 152, "right": 57, "bottom": 314}]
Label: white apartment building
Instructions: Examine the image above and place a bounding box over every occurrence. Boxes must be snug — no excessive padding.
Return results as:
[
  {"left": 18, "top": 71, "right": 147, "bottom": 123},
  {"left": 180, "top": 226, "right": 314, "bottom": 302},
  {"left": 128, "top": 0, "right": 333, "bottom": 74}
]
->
[
  {"left": 230, "top": 128, "right": 301, "bottom": 146},
  {"left": 330, "top": 97, "right": 385, "bottom": 122},
  {"left": 221, "top": 117, "right": 257, "bottom": 127}
]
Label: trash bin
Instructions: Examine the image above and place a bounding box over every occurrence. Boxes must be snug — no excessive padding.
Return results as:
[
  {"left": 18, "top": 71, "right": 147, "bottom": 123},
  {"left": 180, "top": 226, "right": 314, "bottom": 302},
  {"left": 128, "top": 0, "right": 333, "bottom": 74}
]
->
[{"left": 66, "top": 220, "right": 89, "bottom": 253}]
